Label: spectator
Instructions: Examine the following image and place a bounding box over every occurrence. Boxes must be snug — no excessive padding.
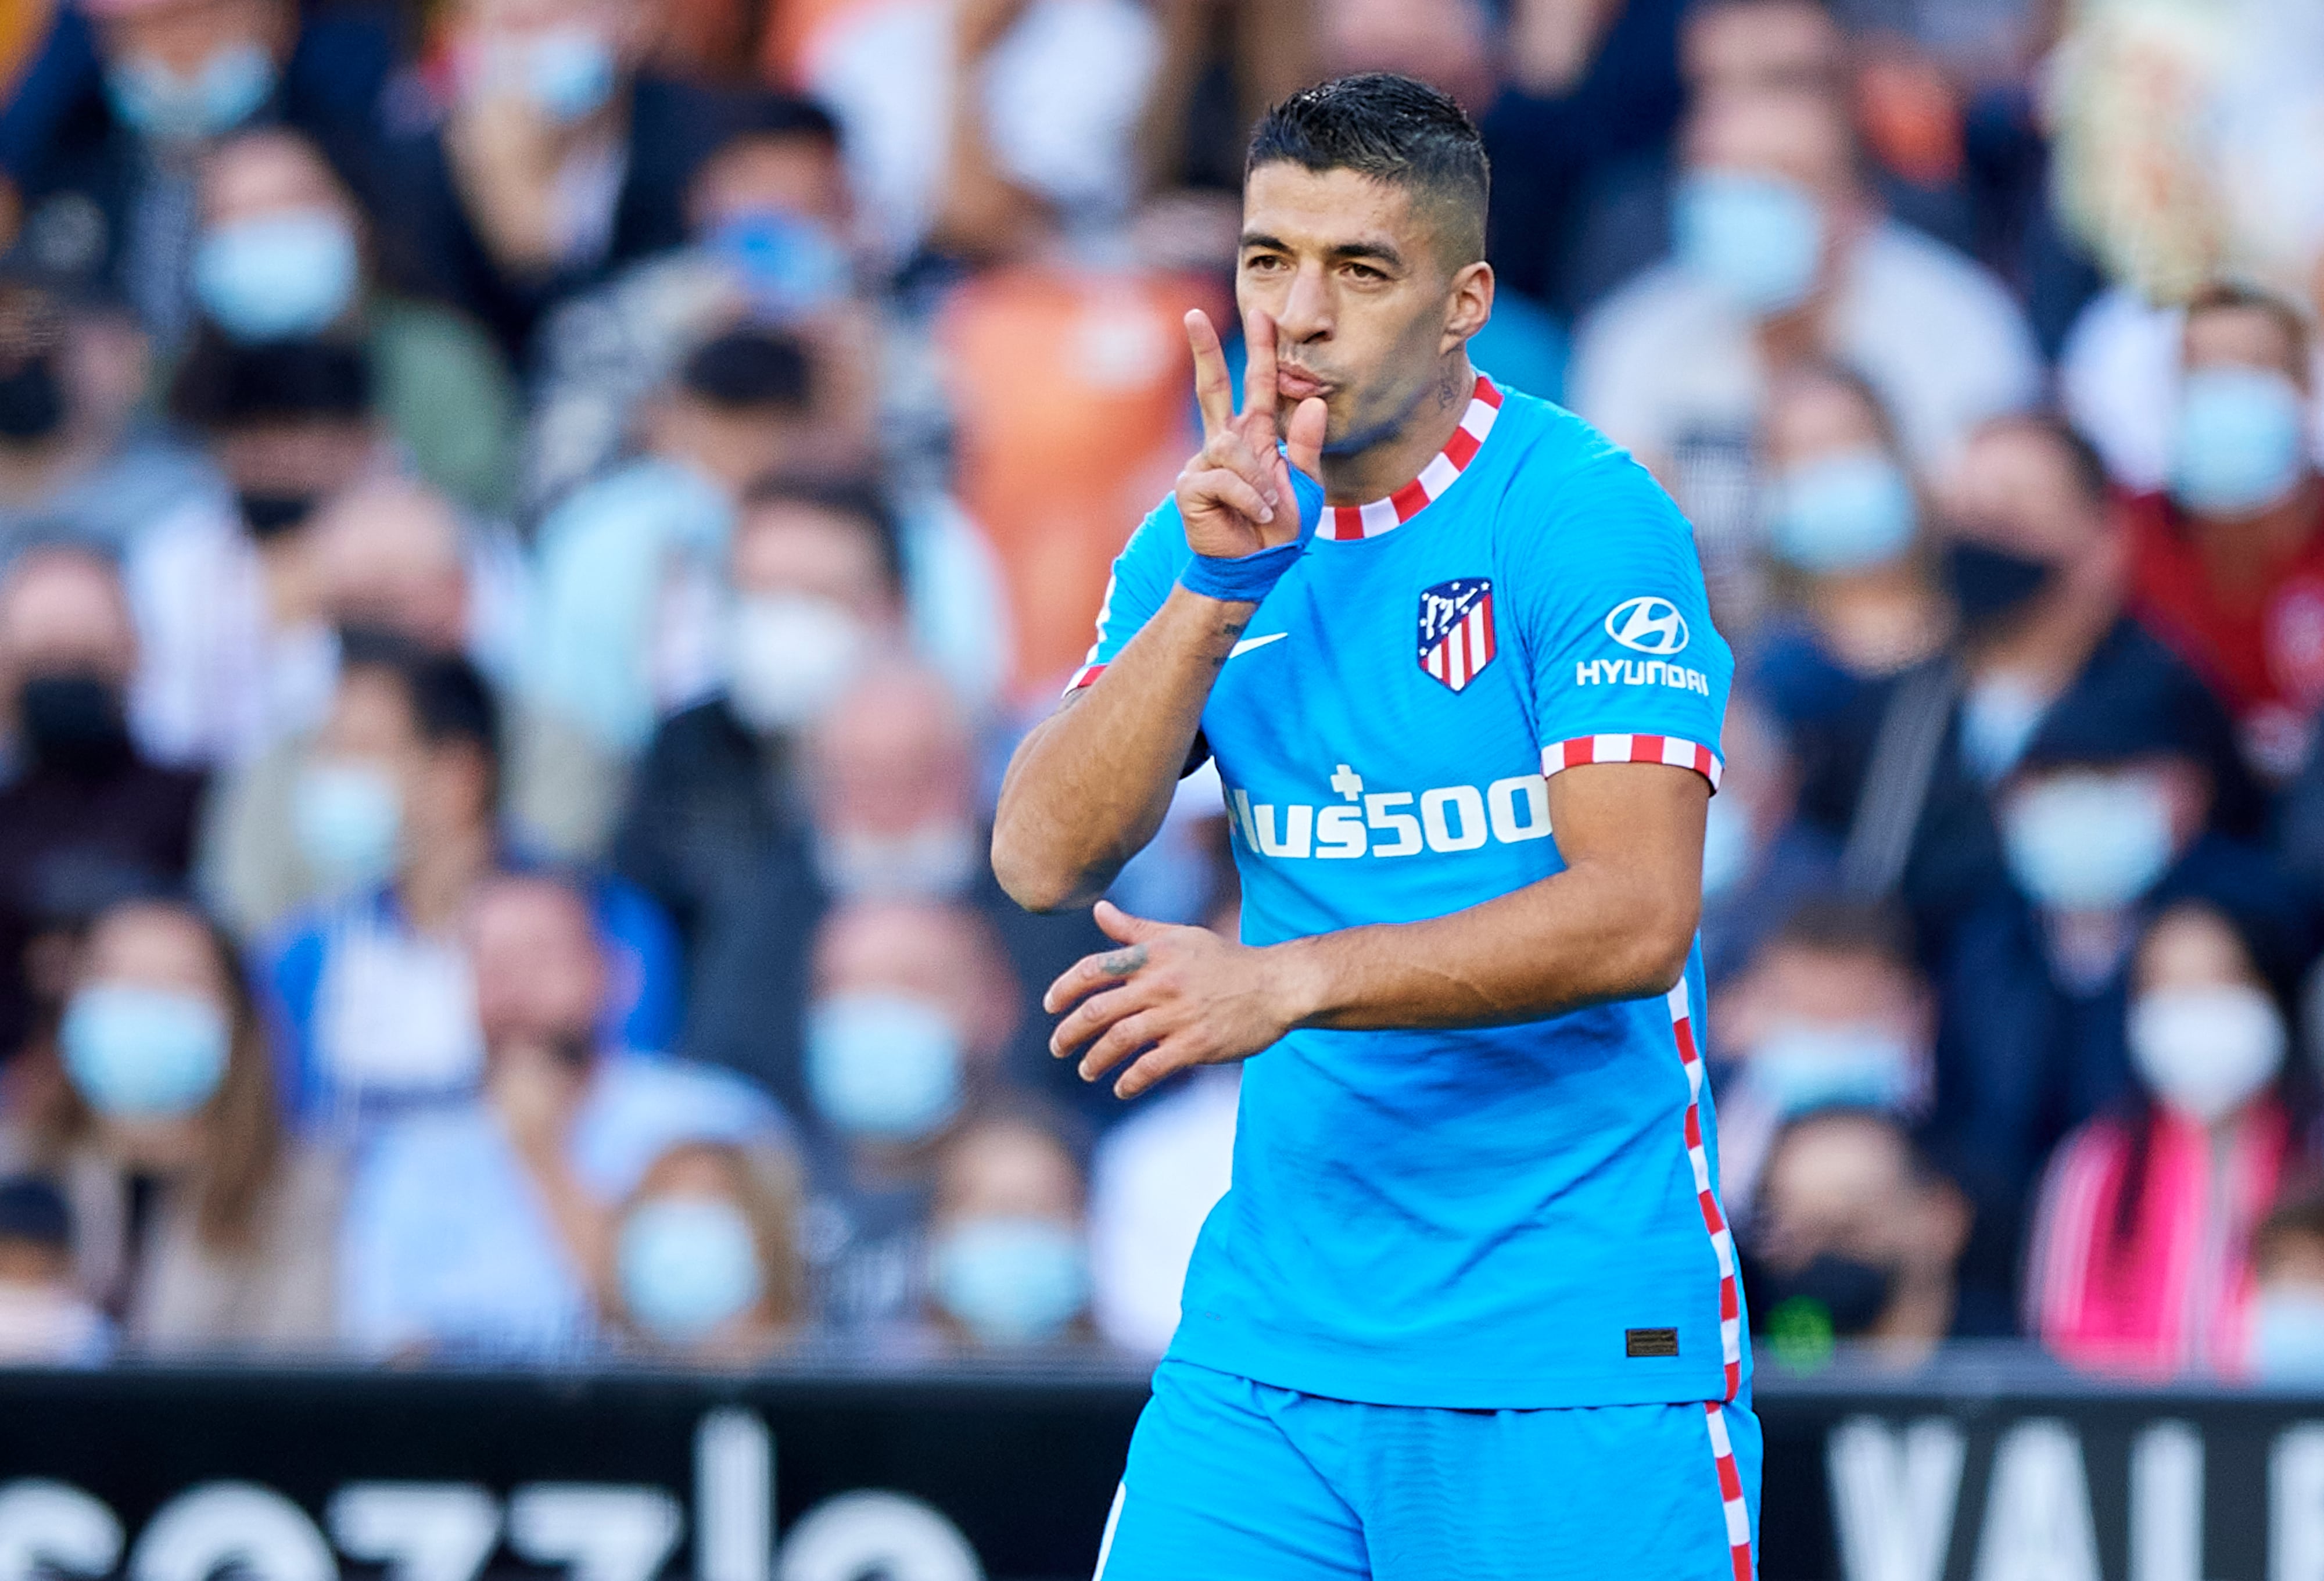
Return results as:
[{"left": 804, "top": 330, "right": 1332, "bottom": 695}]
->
[
  {"left": 799, "top": 898, "right": 1021, "bottom": 1339},
  {"left": 2026, "top": 904, "right": 2307, "bottom": 1378},
  {"left": 518, "top": 327, "right": 816, "bottom": 853},
  {"left": 199, "top": 483, "right": 530, "bottom": 938},
  {"left": 610, "top": 483, "right": 907, "bottom": 1100},
  {"left": 6, "top": 0, "right": 395, "bottom": 344},
  {"left": 129, "top": 336, "right": 383, "bottom": 767},
  {"left": 2250, "top": 1192, "right": 2324, "bottom": 1383},
  {"left": 1087, "top": 1065, "right": 1235, "bottom": 1356},
  {"left": 372, "top": 0, "right": 744, "bottom": 361},
  {"left": 1938, "top": 696, "right": 2308, "bottom": 1224},
  {"left": 1939, "top": 413, "right": 2255, "bottom": 829},
  {"left": 1741, "top": 1108, "right": 1978, "bottom": 1366},
  {"left": 609, "top": 1137, "right": 805, "bottom": 1365},
  {"left": 193, "top": 128, "right": 521, "bottom": 516},
  {"left": 1744, "top": 361, "right": 1995, "bottom": 939},
  {"left": 0, "top": 548, "right": 204, "bottom": 1058},
  {"left": 1569, "top": 81, "right": 2039, "bottom": 555},
  {"left": 261, "top": 641, "right": 683, "bottom": 1130},
  {"left": 1699, "top": 690, "right": 1837, "bottom": 991},
  {"left": 927, "top": 1110, "right": 1092, "bottom": 1351},
  {"left": 0, "top": 270, "right": 221, "bottom": 554},
  {"left": 0, "top": 897, "right": 340, "bottom": 1354},
  {"left": 339, "top": 871, "right": 782, "bottom": 1360},
  {"left": 1710, "top": 898, "right": 1932, "bottom": 1217},
  {"left": 0, "top": 1175, "right": 110, "bottom": 1363},
  {"left": 2123, "top": 283, "right": 2324, "bottom": 781}
]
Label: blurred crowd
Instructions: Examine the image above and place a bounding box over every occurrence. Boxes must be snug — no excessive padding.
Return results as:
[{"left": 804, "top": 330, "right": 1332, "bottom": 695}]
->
[{"left": 0, "top": 0, "right": 2320, "bottom": 1384}]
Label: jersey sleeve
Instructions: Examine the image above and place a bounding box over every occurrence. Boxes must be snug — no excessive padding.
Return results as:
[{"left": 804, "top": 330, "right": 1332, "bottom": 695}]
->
[
  {"left": 1506, "top": 444, "right": 1734, "bottom": 790},
  {"left": 1066, "top": 495, "right": 1192, "bottom": 693}
]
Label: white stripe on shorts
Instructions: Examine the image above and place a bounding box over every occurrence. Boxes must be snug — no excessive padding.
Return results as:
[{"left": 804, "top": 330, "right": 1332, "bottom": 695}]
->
[{"left": 1091, "top": 1482, "right": 1127, "bottom": 1579}]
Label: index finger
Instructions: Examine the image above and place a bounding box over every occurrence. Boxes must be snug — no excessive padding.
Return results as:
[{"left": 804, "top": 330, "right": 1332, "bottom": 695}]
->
[
  {"left": 1240, "top": 306, "right": 1280, "bottom": 440},
  {"left": 1185, "top": 310, "right": 1235, "bottom": 439}
]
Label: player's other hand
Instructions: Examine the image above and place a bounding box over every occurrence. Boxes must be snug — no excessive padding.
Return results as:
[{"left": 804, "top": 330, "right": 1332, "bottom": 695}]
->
[
  {"left": 1175, "top": 306, "right": 1329, "bottom": 562},
  {"left": 1046, "top": 900, "right": 1299, "bottom": 1098}
]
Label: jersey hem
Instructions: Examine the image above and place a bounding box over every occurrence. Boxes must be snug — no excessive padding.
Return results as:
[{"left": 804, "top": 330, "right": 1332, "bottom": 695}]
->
[{"left": 1162, "top": 1326, "right": 1744, "bottom": 1411}]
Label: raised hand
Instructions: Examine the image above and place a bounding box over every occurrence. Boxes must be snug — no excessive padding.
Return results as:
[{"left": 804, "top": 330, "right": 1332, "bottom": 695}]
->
[{"left": 1175, "top": 306, "right": 1330, "bottom": 562}]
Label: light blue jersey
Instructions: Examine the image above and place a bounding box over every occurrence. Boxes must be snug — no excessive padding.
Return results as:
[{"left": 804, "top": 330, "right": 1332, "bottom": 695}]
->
[{"left": 1075, "top": 377, "right": 1747, "bottom": 1409}]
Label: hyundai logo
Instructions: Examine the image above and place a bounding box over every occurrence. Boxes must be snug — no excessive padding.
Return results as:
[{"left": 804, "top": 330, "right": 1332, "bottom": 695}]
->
[{"left": 1605, "top": 596, "right": 1690, "bottom": 655}]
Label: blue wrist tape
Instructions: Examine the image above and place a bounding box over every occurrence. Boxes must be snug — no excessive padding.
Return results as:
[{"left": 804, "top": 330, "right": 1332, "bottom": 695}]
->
[{"left": 1178, "top": 464, "right": 1325, "bottom": 604}]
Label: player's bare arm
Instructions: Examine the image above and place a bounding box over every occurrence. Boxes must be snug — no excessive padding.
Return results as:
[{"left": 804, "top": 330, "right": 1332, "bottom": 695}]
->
[
  {"left": 989, "top": 309, "right": 1325, "bottom": 912},
  {"left": 1047, "top": 758, "right": 1705, "bottom": 1096}
]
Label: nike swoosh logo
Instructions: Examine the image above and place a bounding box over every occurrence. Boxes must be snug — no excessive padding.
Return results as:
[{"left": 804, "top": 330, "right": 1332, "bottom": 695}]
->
[{"left": 1228, "top": 632, "right": 1290, "bottom": 658}]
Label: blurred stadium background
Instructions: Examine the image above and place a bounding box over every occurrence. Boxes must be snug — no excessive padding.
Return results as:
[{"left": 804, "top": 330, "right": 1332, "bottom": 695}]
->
[{"left": 2, "top": 0, "right": 2323, "bottom": 1575}]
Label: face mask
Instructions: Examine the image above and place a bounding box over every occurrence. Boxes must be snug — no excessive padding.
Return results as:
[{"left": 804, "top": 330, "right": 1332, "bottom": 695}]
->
[
  {"left": 60, "top": 983, "right": 231, "bottom": 1120},
  {"left": 806, "top": 990, "right": 963, "bottom": 1141},
  {"left": 0, "top": 357, "right": 65, "bottom": 443},
  {"left": 239, "top": 491, "right": 321, "bottom": 542},
  {"left": 293, "top": 758, "right": 403, "bottom": 892},
  {"left": 930, "top": 1216, "right": 1089, "bottom": 1347},
  {"left": 813, "top": 822, "right": 980, "bottom": 903},
  {"left": 2251, "top": 1286, "right": 2324, "bottom": 1383},
  {"left": 193, "top": 210, "right": 361, "bottom": 343},
  {"left": 1959, "top": 674, "right": 2048, "bottom": 786},
  {"left": 1747, "top": 1020, "right": 1917, "bottom": 1117},
  {"left": 2002, "top": 770, "right": 2175, "bottom": 912},
  {"left": 1674, "top": 169, "right": 1826, "bottom": 317},
  {"left": 1700, "top": 795, "right": 1757, "bottom": 901},
  {"left": 2169, "top": 365, "right": 2309, "bottom": 518},
  {"left": 515, "top": 29, "right": 618, "bottom": 124},
  {"left": 726, "top": 593, "right": 871, "bottom": 735},
  {"left": 1745, "top": 1249, "right": 1893, "bottom": 1340},
  {"left": 106, "top": 43, "right": 276, "bottom": 141},
  {"left": 1944, "top": 540, "right": 2053, "bottom": 629},
  {"left": 19, "top": 675, "right": 131, "bottom": 773},
  {"left": 2128, "top": 982, "right": 2284, "bottom": 1125},
  {"left": 712, "top": 212, "right": 852, "bottom": 320},
  {"left": 617, "top": 1196, "right": 763, "bottom": 1344},
  {"left": 1766, "top": 450, "right": 1918, "bottom": 575}
]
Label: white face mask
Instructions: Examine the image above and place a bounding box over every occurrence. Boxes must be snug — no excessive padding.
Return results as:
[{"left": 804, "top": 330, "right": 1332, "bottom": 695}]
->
[
  {"left": 725, "top": 593, "right": 871, "bottom": 735},
  {"left": 813, "top": 820, "right": 981, "bottom": 902},
  {"left": 2128, "top": 983, "right": 2284, "bottom": 1125}
]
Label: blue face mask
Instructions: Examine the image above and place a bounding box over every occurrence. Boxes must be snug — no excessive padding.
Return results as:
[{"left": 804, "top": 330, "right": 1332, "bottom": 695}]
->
[
  {"left": 1746, "top": 1020, "right": 1917, "bottom": 1118},
  {"left": 2002, "top": 770, "right": 2175, "bottom": 912},
  {"left": 931, "top": 1216, "right": 1089, "bottom": 1346},
  {"left": 618, "top": 1196, "right": 764, "bottom": 1343},
  {"left": 806, "top": 991, "right": 963, "bottom": 1141},
  {"left": 1700, "top": 795, "right": 1757, "bottom": 901},
  {"left": 522, "top": 29, "right": 618, "bottom": 124},
  {"left": 193, "top": 210, "right": 361, "bottom": 343},
  {"left": 1766, "top": 449, "right": 1918, "bottom": 575},
  {"left": 2169, "top": 365, "right": 2310, "bottom": 518},
  {"left": 293, "top": 759, "right": 403, "bottom": 893},
  {"left": 106, "top": 43, "right": 276, "bottom": 142},
  {"left": 2253, "top": 1286, "right": 2324, "bottom": 1383},
  {"left": 712, "top": 212, "right": 852, "bottom": 321},
  {"left": 61, "top": 984, "right": 231, "bottom": 1120},
  {"left": 1674, "top": 169, "right": 1826, "bottom": 317}
]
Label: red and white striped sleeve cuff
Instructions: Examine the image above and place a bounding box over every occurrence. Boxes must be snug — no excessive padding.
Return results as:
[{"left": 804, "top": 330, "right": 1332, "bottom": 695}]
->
[
  {"left": 1543, "top": 734, "right": 1724, "bottom": 791},
  {"left": 1063, "top": 663, "right": 1107, "bottom": 695}
]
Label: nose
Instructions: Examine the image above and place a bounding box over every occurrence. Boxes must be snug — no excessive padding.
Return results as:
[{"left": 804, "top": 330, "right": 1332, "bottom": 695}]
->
[{"left": 1276, "top": 261, "right": 1332, "bottom": 346}]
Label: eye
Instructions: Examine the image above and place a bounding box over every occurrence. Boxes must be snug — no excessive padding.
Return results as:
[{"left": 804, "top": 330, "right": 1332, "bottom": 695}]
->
[
  {"left": 1243, "top": 253, "right": 1287, "bottom": 274},
  {"left": 1342, "top": 262, "right": 1386, "bottom": 284}
]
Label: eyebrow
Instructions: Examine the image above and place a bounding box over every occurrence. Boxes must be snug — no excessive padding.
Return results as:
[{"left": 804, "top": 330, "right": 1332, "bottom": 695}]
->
[{"left": 1239, "top": 232, "right": 1407, "bottom": 271}]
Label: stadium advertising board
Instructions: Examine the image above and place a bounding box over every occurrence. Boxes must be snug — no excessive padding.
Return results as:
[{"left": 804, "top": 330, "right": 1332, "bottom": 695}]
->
[{"left": 2, "top": 1361, "right": 2322, "bottom": 1581}]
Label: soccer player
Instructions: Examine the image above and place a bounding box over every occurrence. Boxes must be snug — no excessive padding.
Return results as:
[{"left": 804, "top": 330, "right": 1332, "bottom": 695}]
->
[{"left": 991, "top": 74, "right": 1756, "bottom": 1580}]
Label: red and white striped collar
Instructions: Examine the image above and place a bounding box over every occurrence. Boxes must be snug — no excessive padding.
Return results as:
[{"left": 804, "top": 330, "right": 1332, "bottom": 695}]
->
[{"left": 1318, "top": 374, "right": 1504, "bottom": 543}]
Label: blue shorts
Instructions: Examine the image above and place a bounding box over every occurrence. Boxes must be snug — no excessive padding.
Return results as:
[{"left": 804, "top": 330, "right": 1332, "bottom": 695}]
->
[{"left": 1094, "top": 1361, "right": 1760, "bottom": 1581}]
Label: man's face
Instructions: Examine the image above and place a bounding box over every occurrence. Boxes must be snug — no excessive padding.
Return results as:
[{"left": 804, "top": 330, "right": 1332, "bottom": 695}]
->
[
  {"left": 1236, "top": 163, "right": 1477, "bottom": 453},
  {"left": 806, "top": 672, "right": 972, "bottom": 839},
  {"left": 215, "top": 417, "right": 380, "bottom": 502},
  {"left": 1756, "top": 1114, "right": 1956, "bottom": 1289},
  {"left": 1682, "top": 0, "right": 1845, "bottom": 99},
  {"left": 96, "top": 0, "right": 292, "bottom": 76},
  {"left": 731, "top": 504, "right": 894, "bottom": 621},
  {"left": 690, "top": 136, "right": 850, "bottom": 233},
  {"left": 313, "top": 483, "right": 470, "bottom": 651},
  {"left": 467, "top": 879, "right": 607, "bottom": 1057},
  {"left": 2184, "top": 304, "right": 2308, "bottom": 389},
  {"left": 201, "top": 130, "right": 353, "bottom": 231},
  {"left": 0, "top": 554, "right": 138, "bottom": 687},
  {"left": 1943, "top": 424, "right": 2108, "bottom": 566},
  {"left": 812, "top": 901, "right": 1013, "bottom": 1069}
]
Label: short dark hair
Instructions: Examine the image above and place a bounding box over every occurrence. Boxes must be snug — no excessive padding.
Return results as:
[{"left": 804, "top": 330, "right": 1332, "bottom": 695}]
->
[
  {"left": 170, "top": 334, "right": 372, "bottom": 431},
  {"left": 740, "top": 474, "right": 907, "bottom": 597},
  {"left": 340, "top": 627, "right": 501, "bottom": 775},
  {"left": 1764, "top": 895, "right": 1918, "bottom": 976},
  {"left": 1246, "top": 73, "right": 1490, "bottom": 266},
  {"left": 681, "top": 328, "right": 814, "bottom": 411}
]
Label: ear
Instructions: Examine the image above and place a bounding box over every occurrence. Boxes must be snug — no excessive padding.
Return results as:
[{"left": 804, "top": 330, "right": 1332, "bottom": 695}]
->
[{"left": 1441, "top": 260, "right": 1495, "bottom": 350}]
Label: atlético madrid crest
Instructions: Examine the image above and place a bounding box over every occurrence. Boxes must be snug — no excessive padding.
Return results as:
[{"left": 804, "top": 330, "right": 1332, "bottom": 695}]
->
[{"left": 1418, "top": 578, "right": 1496, "bottom": 693}]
